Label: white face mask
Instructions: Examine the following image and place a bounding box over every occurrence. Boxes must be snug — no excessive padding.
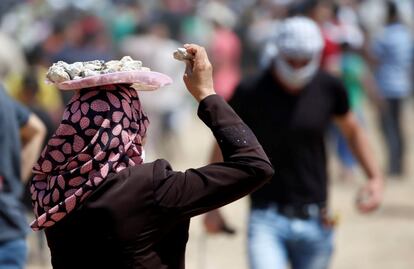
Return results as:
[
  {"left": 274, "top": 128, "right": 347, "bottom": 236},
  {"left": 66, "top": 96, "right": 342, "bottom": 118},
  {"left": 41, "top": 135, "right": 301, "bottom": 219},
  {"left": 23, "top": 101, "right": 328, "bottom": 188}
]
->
[{"left": 274, "top": 56, "right": 320, "bottom": 90}]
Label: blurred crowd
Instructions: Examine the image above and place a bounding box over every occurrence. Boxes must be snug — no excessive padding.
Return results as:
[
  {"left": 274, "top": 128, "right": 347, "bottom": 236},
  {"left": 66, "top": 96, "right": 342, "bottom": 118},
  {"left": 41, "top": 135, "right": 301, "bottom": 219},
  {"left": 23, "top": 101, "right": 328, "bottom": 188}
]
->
[
  {"left": 1, "top": 0, "right": 414, "bottom": 162},
  {"left": 0, "top": 0, "right": 413, "bottom": 268}
]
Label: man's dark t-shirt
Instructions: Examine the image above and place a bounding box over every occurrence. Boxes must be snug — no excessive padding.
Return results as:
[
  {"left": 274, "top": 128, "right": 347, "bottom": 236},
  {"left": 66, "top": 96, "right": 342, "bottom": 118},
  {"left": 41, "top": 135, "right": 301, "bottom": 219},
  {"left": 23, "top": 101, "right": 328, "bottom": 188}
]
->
[
  {"left": 0, "top": 87, "right": 30, "bottom": 242},
  {"left": 229, "top": 69, "right": 350, "bottom": 206}
]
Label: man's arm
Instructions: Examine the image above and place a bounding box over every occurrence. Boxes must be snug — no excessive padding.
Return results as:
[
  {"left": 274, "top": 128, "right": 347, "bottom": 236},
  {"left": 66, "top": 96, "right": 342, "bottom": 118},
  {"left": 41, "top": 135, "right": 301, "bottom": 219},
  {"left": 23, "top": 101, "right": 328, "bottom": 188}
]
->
[
  {"left": 20, "top": 113, "right": 46, "bottom": 182},
  {"left": 334, "top": 111, "right": 384, "bottom": 213}
]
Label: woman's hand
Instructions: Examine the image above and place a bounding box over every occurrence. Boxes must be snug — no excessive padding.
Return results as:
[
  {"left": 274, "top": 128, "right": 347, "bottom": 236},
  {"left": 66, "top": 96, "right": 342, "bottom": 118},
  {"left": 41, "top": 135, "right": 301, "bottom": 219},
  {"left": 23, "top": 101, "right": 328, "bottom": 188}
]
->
[{"left": 182, "top": 44, "right": 216, "bottom": 102}]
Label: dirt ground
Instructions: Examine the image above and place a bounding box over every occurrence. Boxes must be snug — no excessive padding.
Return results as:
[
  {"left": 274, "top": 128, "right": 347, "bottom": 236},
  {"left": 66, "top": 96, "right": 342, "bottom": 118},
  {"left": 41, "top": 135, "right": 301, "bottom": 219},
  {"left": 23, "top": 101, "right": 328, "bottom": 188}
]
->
[{"left": 27, "top": 100, "right": 414, "bottom": 269}]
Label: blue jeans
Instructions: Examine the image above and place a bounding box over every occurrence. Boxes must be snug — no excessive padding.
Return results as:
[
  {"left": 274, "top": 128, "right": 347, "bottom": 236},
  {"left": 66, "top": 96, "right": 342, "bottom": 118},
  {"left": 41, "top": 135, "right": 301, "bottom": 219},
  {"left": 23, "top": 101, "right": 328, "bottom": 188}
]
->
[
  {"left": 248, "top": 204, "right": 334, "bottom": 269},
  {"left": 0, "top": 239, "right": 27, "bottom": 269}
]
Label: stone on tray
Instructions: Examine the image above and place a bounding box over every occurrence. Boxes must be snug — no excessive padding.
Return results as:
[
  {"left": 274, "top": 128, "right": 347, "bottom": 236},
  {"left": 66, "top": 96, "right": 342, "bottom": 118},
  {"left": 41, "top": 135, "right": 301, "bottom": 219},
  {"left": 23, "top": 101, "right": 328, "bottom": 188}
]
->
[
  {"left": 46, "top": 57, "right": 151, "bottom": 84},
  {"left": 83, "top": 60, "right": 104, "bottom": 71},
  {"left": 120, "top": 60, "right": 143, "bottom": 71},
  {"left": 46, "top": 64, "right": 70, "bottom": 83},
  {"left": 81, "top": 69, "right": 100, "bottom": 77},
  {"left": 103, "top": 60, "right": 122, "bottom": 73},
  {"left": 65, "top": 62, "right": 84, "bottom": 79}
]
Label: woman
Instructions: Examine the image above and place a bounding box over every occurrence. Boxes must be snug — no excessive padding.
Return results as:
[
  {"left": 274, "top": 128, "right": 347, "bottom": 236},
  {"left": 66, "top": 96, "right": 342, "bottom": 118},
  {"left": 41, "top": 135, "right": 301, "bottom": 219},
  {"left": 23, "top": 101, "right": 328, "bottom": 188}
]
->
[{"left": 30, "top": 44, "right": 273, "bottom": 268}]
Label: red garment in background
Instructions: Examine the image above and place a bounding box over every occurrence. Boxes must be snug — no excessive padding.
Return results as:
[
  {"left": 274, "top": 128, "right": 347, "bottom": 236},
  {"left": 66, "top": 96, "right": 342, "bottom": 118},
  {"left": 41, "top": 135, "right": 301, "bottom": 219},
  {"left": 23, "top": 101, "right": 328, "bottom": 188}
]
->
[
  {"left": 211, "top": 28, "right": 241, "bottom": 101},
  {"left": 320, "top": 23, "right": 342, "bottom": 74}
]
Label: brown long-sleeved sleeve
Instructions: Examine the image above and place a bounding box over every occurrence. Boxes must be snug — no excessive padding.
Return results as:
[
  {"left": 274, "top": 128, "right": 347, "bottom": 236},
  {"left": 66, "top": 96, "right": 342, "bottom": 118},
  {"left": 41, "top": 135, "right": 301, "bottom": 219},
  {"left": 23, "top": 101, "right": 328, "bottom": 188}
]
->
[{"left": 153, "top": 94, "right": 274, "bottom": 219}]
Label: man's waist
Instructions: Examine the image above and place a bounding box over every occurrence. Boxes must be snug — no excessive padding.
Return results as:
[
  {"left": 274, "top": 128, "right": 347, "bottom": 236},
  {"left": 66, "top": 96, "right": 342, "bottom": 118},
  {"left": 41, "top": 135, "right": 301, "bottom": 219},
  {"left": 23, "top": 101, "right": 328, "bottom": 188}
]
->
[{"left": 251, "top": 201, "right": 327, "bottom": 219}]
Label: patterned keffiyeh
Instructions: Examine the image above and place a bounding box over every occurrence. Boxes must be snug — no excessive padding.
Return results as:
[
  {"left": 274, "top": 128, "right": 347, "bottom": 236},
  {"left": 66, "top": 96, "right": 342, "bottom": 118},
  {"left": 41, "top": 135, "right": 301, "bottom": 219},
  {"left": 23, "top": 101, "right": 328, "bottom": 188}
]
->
[{"left": 30, "top": 84, "right": 149, "bottom": 230}]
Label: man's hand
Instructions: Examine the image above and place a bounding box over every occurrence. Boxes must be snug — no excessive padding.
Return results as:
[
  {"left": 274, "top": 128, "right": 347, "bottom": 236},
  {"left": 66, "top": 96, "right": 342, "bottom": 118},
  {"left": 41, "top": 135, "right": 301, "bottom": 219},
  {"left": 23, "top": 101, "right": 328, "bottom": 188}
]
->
[
  {"left": 335, "top": 112, "right": 384, "bottom": 213},
  {"left": 181, "top": 44, "right": 216, "bottom": 102},
  {"left": 356, "top": 177, "right": 384, "bottom": 213}
]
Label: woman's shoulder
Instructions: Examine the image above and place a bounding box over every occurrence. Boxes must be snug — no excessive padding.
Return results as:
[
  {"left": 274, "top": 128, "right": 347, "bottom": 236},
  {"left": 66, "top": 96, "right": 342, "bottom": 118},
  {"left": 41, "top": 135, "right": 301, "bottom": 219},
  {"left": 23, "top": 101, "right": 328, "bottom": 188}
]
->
[
  {"left": 125, "top": 159, "right": 178, "bottom": 189},
  {"left": 101, "top": 160, "right": 175, "bottom": 194},
  {"left": 85, "top": 160, "right": 175, "bottom": 211}
]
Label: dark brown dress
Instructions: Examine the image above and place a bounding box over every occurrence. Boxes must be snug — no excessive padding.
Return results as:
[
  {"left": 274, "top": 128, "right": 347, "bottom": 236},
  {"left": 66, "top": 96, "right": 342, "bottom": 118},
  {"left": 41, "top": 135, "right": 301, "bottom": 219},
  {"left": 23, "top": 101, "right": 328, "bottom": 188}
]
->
[{"left": 45, "top": 95, "right": 274, "bottom": 268}]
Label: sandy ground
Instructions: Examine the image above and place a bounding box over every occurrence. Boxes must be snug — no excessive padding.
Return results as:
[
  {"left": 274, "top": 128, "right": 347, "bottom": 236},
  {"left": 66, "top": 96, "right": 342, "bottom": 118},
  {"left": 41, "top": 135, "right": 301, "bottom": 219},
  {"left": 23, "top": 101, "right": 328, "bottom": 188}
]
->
[{"left": 27, "top": 100, "right": 414, "bottom": 269}]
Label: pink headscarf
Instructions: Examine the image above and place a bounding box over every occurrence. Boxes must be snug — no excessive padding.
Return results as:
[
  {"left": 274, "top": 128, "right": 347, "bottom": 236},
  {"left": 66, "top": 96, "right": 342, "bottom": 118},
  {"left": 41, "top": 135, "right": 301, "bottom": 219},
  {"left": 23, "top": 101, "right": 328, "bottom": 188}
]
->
[{"left": 30, "top": 84, "right": 149, "bottom": 230}]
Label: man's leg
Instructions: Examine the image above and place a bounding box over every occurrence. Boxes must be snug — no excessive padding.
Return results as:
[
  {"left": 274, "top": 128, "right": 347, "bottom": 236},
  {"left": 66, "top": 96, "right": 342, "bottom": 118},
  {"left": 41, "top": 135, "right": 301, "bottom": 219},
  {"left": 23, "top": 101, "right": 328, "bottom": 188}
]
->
[
  {"left": 287, "top": 217, "right": 334, "bottom": 269},
  {"left": 248, "top": 206, "right": 289, "bottom": 269},
  {"left": 388, "top": 99, "right": 404, "bottom": 175},
  {"left": 380, "top": 99, "right": 401, "bottom": 176},
  {"left": 0, "top": 239, "right": 28, "bottom": 269}
]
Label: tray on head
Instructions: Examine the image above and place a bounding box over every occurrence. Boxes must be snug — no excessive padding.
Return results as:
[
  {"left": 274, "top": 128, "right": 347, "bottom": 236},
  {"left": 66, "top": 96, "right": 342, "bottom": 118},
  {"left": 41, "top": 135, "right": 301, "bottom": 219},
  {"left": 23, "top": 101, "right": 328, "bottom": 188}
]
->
[{"left": 55, "top": 70, "right": 173, "bottom": 91}]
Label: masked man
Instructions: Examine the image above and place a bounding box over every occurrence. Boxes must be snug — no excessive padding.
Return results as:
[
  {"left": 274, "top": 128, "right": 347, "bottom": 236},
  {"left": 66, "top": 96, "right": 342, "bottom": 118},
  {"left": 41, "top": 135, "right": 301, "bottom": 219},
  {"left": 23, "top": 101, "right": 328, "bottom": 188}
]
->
[{"left": 204, "top": 16, "right": 383, "bottom": 269}]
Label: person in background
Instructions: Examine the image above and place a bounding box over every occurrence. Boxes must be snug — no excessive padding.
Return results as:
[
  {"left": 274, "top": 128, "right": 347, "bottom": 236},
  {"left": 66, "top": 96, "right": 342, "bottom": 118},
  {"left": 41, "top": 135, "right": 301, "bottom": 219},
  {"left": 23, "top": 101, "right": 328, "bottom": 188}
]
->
[
  {"left": 120, "top": 21, "right": 191, "bottom": 162},
  {"left": 202, "top": 4, "right": 243, "bottom": 230},
  {"left": 18, "top": 69, "right": 56, "bottom": 265},
  {"left": 204, "top": 17, "right": 383, "bottom": 269},
  {"left": 331, "top": 40, "right": 372, "bottom": 180},
  {"left": 50, "top": 14, "right": 114, "bottom": 105},
  {"left": 0, "top": 86, "right": 46, "bottom": 269},
  {"left": 332, "top": 14, "right": 381, "bottom": 181},
  {"left": 304, "top": 0, "right": 342, "bottom": 76},
  {"left": 0, "top": 32, "right": 27, "bottom": 81},
  {"left": 203, "top": 1, "right": 241, "bottom": 101},
  {"left": 5, "top": 46, "right": 63, "bottom": 125},
  {"left": 370, "top": 1, "right": 413, "bottom": 177}
]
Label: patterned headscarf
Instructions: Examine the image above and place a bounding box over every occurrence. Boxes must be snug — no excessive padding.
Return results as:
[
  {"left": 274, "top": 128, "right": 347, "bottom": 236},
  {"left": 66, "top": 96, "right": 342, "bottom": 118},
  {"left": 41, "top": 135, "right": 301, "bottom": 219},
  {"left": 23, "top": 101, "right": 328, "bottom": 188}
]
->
[{"left": 30, "top": 84, "right": 149, "bottom": 230}]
